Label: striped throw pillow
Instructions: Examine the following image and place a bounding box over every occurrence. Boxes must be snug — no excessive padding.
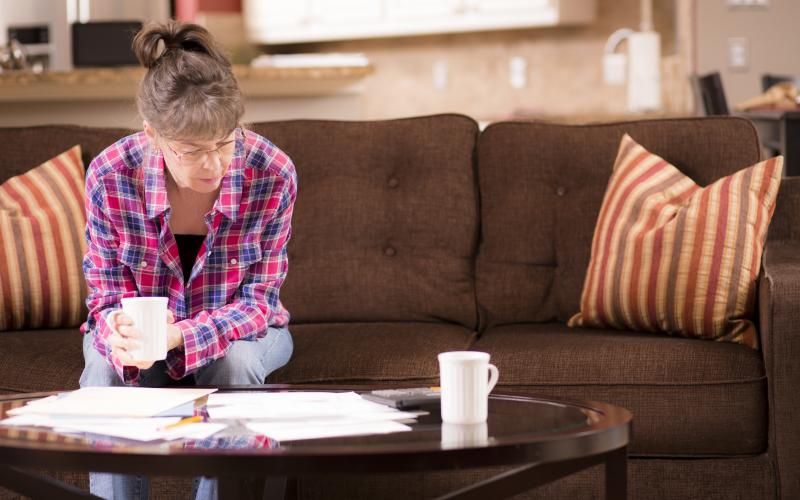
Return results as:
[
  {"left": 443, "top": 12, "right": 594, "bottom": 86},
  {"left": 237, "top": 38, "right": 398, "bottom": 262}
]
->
[
  {"left": 568, "top": 134, "right": 782, "bottom": 348},
  {"left": 0, "top": 146, "right": 87, "bottom": 330}
]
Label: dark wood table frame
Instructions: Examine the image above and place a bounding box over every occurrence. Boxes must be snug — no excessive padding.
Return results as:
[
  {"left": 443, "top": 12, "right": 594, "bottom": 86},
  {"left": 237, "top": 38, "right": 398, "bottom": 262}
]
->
[
  {"left": 0, "top": 389, "right": 632, "bottom": 500},
  {"left": 739, "top": 109, "right": 800, "bottom": 176}
]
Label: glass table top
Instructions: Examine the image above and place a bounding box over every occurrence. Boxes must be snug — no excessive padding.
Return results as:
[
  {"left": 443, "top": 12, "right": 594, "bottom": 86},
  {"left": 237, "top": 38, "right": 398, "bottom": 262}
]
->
[{"left": 0, "top": 389, "right": 615, "bottom": 456}]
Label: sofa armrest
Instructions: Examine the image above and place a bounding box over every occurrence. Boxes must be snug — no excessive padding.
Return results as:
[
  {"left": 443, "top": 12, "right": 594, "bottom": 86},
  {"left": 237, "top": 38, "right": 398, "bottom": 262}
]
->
[{"left": 759, "top": 178, "right": 800, "bottom": 500}]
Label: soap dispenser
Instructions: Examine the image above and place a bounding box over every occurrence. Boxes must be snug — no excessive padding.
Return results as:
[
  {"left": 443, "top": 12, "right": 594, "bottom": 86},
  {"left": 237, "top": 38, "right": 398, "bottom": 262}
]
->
[{"left": 603, "top": 0, "right": 662, "bottom": 113}]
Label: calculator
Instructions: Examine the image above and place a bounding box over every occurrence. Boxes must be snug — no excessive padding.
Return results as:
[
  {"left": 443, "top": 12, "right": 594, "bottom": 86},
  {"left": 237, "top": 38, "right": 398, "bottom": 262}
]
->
[{"left": 362, "top": 387, "right": 441, "bottom": 410}]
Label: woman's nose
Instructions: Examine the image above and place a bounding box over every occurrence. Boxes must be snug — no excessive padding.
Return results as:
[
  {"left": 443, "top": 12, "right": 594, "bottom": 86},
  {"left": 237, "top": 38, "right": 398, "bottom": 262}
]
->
[{"left": 203, "top": 151, "right": 223, "bottom": 172}]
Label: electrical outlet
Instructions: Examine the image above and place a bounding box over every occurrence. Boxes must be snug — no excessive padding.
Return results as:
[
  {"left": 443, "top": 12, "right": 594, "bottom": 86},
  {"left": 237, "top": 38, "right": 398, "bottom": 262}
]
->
[
  {"left": 728, "top": 37, "right": 749, "bottom": 70},
  {"left": 433, "top": 60, "right": 448, "bottom": 90},
  {"left": 509, "top": 56, "right": 527, "bottom": 89}
]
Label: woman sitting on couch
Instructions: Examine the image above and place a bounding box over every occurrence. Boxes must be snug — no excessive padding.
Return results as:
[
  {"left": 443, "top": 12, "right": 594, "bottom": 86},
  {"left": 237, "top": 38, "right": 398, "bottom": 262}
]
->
[{"left": 79, "top": 20, "right": 296, "bottom": 499}]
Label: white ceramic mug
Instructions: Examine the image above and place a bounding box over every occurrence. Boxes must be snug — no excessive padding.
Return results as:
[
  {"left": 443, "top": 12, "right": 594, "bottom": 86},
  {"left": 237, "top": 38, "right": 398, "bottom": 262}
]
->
[
  {"left": 107, "top": 297, "right": 168, "bottom": 362},
  {"left": 438, "top": 351, "right": 499, "bottom": 424}
]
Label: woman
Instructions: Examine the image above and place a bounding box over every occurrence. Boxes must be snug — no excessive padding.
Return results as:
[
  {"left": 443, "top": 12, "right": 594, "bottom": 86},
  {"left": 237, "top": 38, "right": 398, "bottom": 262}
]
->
[{"left": 79, "top": 20, "right": 295, "bottom": 499}]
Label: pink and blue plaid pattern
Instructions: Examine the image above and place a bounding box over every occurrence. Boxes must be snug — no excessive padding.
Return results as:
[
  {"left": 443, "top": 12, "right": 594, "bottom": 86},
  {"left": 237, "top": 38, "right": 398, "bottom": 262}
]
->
[{"left": 80, "top": 128, "right": 296, "bottom": 385}]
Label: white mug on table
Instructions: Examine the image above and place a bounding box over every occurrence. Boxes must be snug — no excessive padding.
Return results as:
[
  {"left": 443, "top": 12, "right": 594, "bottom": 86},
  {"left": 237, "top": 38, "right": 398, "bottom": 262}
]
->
[
  {"left": 438, "top": 351, "right": 499, "bottom": 424},
  {"left": 107, "top": 297, "right": 168, "bottom": 362}
]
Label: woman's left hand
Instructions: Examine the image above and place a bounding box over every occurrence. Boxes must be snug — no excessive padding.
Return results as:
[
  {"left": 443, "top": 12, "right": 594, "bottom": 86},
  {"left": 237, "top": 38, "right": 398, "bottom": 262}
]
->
[{"left": 166, "top": 310, "right": 184, "bottom": 351}]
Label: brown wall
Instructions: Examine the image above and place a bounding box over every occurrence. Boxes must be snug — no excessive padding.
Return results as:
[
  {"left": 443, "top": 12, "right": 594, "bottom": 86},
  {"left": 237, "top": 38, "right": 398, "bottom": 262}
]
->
[{"left": 696, "top": 0, "right": 800, "bottom": 108}]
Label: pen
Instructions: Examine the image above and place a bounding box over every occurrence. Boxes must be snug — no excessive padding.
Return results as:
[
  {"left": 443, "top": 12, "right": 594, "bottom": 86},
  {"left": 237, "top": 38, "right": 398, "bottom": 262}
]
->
[{"left": 163, "top": 415, "right": 202, "bottom": 430}]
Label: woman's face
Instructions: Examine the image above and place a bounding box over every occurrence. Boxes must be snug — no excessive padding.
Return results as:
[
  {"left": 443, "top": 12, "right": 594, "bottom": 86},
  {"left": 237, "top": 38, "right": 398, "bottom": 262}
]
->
[{"left": 145, "top": 122, "right": 236, "bottom": 193}]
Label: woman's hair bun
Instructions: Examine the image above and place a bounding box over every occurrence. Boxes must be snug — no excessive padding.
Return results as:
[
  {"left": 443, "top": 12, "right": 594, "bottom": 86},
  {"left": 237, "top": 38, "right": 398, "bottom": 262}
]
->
[{"left": 132, "top": 20, "right": 227, "bottom": 69}]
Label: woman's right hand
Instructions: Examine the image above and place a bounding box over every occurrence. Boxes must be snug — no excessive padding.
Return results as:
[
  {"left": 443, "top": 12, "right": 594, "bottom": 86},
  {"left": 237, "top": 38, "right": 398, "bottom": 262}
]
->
[{"left": 107, "top": 312, "right": 155, "bottom": 370}]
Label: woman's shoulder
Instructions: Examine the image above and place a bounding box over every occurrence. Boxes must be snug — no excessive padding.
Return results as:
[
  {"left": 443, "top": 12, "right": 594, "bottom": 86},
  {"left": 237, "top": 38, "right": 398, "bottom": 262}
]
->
[
  {"left": 241, "top": 129, "right": 295, "bottom": 183},
  {"left": 86, "top": 131, "right": 150, "bottom": 184}
]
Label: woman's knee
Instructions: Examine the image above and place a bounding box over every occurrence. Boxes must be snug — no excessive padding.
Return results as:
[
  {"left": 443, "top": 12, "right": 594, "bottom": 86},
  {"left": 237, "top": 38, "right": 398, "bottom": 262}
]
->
[
  {"left": 80, "top": 336, "right": 122, "bottom": 388},
  {"left": 263, "top": 327, "right": 293, "bottom": 375},
  {"left": 194, "top": 328, "right": 292, "bottom": 386},
  {"left": 194, "top": 343, "right": 264, "bottom": 386}
]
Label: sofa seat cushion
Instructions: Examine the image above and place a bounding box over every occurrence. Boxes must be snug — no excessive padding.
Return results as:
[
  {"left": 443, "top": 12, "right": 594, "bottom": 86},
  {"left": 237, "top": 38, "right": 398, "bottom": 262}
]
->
[
  {"left": 473, "top": 323, "right": 766, "bottom": 456},
  {"left": 268, "top": 322, "right": 477, "bottom": 384},
  {"left": 0, "top": 329, "right": 83, "bottom": 394}
]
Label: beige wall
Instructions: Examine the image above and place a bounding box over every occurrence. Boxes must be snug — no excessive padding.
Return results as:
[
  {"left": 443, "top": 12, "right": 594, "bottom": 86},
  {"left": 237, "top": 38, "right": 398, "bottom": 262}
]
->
[
  {"left": 256, "top": 0, "right": 682, "bottom": 121},
  {"left": 696, "top": 0, "right": 800, "bottom": 108}
]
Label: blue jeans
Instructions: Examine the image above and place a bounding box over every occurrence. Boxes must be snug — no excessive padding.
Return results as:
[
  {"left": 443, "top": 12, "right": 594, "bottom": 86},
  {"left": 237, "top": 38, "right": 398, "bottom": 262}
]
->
[{"left": 79, "top": 326, "right": 293, "bottom": 500}]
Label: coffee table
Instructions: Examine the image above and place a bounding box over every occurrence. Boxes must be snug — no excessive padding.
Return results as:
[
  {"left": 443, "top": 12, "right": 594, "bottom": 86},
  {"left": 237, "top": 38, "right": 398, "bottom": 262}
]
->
[{"left": 0, "top": 386, "right": 632, "bottom": 499}]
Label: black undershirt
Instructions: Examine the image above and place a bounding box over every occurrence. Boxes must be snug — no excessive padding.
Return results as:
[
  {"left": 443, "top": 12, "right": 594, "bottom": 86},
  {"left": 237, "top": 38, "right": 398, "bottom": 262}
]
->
[{"left": 174, "top": 234, "right": 205, "bottom": 283}]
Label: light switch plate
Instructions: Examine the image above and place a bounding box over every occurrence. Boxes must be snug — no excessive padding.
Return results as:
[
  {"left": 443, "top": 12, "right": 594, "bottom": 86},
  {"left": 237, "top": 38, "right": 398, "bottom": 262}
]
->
[
  {"left": 727, "top": 0, "right": 769, "bottom": 7},
  {"left": 728, "top": 37, "right": 749, "bottom": 71}
]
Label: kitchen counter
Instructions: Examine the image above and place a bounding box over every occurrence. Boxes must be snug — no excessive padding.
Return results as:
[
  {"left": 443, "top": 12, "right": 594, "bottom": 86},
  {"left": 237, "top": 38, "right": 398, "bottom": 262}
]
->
[
  {"left": 0, "top": 64, "right": 374, "bottom": 127},
  {"left": 0, "top": 64, "right": 374, "bottom": 102}
]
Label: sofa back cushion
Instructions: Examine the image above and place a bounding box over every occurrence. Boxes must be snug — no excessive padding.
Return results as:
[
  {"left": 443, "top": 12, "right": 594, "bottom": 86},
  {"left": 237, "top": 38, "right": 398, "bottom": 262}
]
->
[
  {"left": 250, "top": 115, "right": 480, "bottom": 327},
  {"left": 0, "top": 125, "right": 132, "bottom": 184},
  {"left": 475, "top": 117, "right": 763, "bottom": 328},
  {"left": 0, "top": 146, "right": 88, "bottom": 330}
]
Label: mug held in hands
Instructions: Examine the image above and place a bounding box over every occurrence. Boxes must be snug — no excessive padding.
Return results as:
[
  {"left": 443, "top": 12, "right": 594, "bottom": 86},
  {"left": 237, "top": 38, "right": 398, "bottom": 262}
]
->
[{"left": 107, "top": 297, "right": 169, "bottom": 362}]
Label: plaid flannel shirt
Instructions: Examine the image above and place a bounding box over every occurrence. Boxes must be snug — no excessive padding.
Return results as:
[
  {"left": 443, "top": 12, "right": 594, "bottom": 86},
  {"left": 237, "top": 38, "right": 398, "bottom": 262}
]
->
[{"left": 80, "top": 128, "right": 296, "bottom": 385}]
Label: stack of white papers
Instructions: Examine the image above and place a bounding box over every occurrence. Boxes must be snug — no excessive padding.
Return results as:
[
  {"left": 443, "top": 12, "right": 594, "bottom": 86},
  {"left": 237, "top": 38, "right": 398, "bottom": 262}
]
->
[
  {"left": 208, "top": 391, "right": 417, "bottom": 442},
  {"left": 1, "top": 414, "right": 225, "bottom": 442},
  {"left": 1, "top": 387, "right": 224, "bottom": 442},
  {"left": 7, "top": 387, "right": 217, "bottom": 418}
]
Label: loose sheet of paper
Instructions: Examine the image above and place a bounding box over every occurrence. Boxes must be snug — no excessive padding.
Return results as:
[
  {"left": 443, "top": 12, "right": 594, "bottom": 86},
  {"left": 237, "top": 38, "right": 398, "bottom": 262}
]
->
[
  {"left": 246, "top": 420, "right": 411, "bottom": 442},
  {"left": 210, "top": 392, "right": 415, "bottom": 441},
  {"left": 206, "top": 391, "right": 416, "bottom": 421},
  {"left": 7, "top": 388, "right": 216, "bottom": 418}
]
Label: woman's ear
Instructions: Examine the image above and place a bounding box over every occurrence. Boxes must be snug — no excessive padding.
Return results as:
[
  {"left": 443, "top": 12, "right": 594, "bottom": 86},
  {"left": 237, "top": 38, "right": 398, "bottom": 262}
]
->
[{"left": 143, "top": 121, "right": 156, "bottom": 141}]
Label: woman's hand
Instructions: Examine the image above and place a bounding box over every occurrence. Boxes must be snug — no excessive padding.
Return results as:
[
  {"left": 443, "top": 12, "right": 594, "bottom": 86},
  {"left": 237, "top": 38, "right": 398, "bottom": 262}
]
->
[
  {"left": 166, "top": 311, "right": 184, "bottom": 351},
  {"left": 108, "top": 312, "right": 155, "bottom": 370},
  {"left": 109, "top": 310, "right": 183, "bottom": 370}
]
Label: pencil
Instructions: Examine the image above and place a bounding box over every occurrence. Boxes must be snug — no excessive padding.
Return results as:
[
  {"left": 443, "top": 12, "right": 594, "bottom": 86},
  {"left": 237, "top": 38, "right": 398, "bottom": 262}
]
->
[{"left": 163, "top": 415, "right": 202, "bottom": 430}]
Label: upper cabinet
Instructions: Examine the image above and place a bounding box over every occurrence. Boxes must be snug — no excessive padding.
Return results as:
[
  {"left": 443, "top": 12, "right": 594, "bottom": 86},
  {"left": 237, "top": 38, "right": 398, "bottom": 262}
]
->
[{"left": 243, "top": 0, "right": 597, "bottom": 45}]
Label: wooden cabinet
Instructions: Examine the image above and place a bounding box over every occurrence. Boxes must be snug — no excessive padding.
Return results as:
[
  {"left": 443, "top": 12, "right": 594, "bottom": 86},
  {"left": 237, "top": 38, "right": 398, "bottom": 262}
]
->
[
  {"left": 385, "top": 0, "right": 462, "bottom": 21},
  {"left": 244, "top": 0, "right": 596, "bottom": 45},
  {"left": 310, "top": 0, "right": 382, "bottom": 24}
]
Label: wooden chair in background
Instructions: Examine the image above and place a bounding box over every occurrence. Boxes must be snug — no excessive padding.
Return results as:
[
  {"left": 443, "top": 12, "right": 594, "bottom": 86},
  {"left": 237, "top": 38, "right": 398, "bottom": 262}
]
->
[{"left": 690, "top": 72, "right": 730, "bottom": 116}]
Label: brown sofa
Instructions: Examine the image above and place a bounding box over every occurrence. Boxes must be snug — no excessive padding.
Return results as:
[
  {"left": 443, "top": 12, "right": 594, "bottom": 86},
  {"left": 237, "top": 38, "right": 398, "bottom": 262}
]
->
[{"left": 0, "top": 114, "right": 797, "bottom": 499}]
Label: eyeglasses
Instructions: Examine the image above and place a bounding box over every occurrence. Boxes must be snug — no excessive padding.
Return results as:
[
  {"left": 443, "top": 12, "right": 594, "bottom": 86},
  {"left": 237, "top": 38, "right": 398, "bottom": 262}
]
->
[{"left": 162, "top": 129, "right": 238, "bottom": 166}]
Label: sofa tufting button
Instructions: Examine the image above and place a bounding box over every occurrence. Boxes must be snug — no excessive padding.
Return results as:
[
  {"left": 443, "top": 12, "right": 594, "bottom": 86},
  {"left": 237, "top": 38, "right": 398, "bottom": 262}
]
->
[
  {"left": 384, "top": 246, "right": 396, "bottom": 257},
  {"left": 556, "top": 187, "right": 566, "bottom": 197},
  {"left": 388, "top": 177, "right": 399, "bottom": 188}
]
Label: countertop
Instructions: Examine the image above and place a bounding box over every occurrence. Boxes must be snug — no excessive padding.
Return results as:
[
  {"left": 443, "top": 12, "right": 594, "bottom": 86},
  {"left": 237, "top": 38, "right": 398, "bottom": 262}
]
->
[{"left": 0, "top": 64, "right": 374, "bottom": 102}]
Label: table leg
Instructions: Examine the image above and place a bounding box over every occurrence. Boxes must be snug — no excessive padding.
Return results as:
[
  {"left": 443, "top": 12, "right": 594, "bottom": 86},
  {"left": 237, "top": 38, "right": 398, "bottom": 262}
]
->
[
  {"left": 218, "top": 476, "right": 295, "bottom": 500},
  {"left": 435, "top": 454, "right": 607, "bottom": 500},
  {"left": 604, "top": 446, "right": 628, "bottom": 500},
  {"left": 0, "top": 465, "right": 101, "bottom": 499},
  {"left": 218, "top": 476, "right": 266, "bottom": 500}
]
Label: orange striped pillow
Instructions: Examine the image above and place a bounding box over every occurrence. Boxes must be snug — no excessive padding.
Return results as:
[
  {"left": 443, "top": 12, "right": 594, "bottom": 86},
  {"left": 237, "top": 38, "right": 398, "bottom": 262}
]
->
[
  {"left": 568, "top": 134, "right": 782, "bottom": 348},
  {"left": 0, "top": 146, "right": 87, "bottom": 330}
]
